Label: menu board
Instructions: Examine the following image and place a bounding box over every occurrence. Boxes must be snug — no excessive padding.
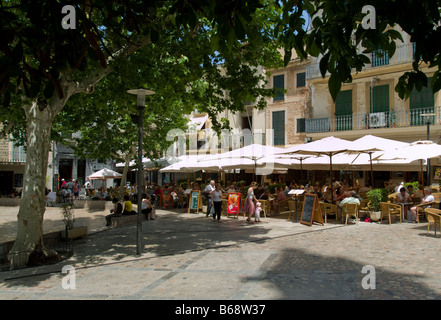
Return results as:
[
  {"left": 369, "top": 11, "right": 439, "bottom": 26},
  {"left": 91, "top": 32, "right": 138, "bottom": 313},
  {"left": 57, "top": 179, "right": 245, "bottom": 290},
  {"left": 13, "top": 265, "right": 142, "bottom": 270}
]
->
[
  {"left": 188, "top": 190, "right": 201, "bottom": 213},
  {"left": 300, "top": 193, "right": 324, "bottom": 226}
]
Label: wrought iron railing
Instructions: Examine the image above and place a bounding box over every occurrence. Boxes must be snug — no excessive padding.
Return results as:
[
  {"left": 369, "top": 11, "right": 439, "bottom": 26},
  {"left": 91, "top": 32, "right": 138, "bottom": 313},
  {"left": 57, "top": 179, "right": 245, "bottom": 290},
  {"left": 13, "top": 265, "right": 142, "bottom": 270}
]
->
[
  {"left": 305, "top": 106, "right": 439, "bottom": 134},
  {"left": 306, "top": 43, "right": 416, "bottom": 80}
]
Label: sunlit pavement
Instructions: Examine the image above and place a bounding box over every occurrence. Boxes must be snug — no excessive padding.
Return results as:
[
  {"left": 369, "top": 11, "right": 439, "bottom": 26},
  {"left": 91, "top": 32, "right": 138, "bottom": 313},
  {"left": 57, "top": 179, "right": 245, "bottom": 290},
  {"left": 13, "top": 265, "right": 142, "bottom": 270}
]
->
[{"left": 1, "top": 204, "right": 441, "bottom": 300}]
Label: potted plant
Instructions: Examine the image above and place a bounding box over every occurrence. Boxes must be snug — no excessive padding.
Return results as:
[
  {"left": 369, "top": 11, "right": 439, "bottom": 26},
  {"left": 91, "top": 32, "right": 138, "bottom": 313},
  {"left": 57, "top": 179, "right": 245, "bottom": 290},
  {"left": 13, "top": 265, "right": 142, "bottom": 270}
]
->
[
  {"left": 60, "top": 202, "right": 87, "bottom": 239},
  {"left": 366, "top": 188, "right": 389, "bottom": 221}
]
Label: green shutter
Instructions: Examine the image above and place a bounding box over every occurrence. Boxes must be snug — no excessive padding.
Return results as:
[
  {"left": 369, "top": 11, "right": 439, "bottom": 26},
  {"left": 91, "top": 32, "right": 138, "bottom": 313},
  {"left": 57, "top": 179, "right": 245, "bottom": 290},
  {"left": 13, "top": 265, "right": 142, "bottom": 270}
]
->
[
  {"left": 273, "top": 111, "right": 285, "bottom": 145},
  {"left": 410, "top": 78, "right": 434, "bottom": 126},
  {"left": 273, "top": 75, "right": 284, "bottom": 101},
  {"left": 372, "top": 85, "right": 389, "bottom": 112},
  {"left": 410, "top": 78, "right": 434, "bottom": 110},
  {"left": 297, "top": 118, "right": 306, "bottom": 133},
  {"left": 335, "top": 90, "right": 352, "bottom": 116},
  {"left": 335, "top": 90, "right": 352, "bottom": 131}
]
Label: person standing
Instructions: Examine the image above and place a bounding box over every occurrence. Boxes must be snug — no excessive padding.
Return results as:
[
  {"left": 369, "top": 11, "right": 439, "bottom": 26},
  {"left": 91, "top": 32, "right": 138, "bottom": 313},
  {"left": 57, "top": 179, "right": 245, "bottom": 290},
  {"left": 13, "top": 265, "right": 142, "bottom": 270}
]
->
[
  {"left": 204, "top": 180, "right": 216, "bottom": 217},
  {"left": 244, "top": 182, "right": 258, "bottom": 224},
  {"left": 210, "top": 183, "right": 223, "bottom": 222}
]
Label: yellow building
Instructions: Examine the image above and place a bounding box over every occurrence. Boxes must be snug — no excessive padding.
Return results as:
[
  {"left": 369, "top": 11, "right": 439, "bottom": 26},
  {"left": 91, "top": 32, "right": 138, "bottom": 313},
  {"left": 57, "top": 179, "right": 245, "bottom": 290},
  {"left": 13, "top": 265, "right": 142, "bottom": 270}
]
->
[{"left": 305, "top": 29, "right": 441, "bottom": 185}]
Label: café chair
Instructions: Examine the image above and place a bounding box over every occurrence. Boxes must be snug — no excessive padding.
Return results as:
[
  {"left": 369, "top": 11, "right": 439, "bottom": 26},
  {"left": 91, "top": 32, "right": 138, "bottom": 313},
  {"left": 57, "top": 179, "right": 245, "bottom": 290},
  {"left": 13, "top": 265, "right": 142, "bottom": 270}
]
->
[
  {"left": 415, "top": 201, "right": 436, "bottom": 223},
  {"left": 425, "top": 208, "right": 441, "bottom": 237},
  {"left": 388, "top": 203, "right": 403, "bottom": 224},
  {"left": 358, "top": 199, "right": 370, "bottom": 218},
  {"left": 341, "top": 202, "right": 359, "bottom": 225},
  {"left": 288, "top": 201, "right": 297, "bottom": 221},
  {"left": 319, "top": 202, "right": 337, "bottom": 224}
]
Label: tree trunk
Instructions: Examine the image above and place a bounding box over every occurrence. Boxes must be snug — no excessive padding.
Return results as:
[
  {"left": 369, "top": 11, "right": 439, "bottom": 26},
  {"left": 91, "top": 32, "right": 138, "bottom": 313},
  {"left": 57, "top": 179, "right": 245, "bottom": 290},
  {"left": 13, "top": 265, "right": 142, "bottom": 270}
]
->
[{"left": 8, "top": 101, "right": 58, "bottom": 269}]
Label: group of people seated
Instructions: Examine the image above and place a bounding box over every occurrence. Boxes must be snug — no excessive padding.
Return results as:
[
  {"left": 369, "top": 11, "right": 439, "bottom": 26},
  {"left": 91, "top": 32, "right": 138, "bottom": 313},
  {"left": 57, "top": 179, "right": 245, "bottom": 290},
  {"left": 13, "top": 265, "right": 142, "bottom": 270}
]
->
[
  {"left": 105, "top": 194, "right": 156, "bottom": 226},
  {"left": 392, "top": 183, "right": 436, "bottom": 222}
]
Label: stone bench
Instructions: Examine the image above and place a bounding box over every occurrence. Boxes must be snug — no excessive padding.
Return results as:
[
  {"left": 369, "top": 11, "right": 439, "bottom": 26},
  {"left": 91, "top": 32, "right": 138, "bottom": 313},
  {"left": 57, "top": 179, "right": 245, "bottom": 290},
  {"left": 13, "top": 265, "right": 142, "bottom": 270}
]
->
[{"left": 110, "top": 214, "right": 143, "bottom": 228}]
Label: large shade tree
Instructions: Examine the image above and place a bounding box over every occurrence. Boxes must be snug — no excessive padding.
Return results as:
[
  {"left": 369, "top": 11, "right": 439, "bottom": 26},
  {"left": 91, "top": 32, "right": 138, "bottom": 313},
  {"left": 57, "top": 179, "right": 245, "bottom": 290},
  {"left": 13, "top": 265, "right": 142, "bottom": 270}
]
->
[
  {"left": 1, "top": 0, "right": 441, "bottom": 269},
  {"left": 0, "top": 0, "right": 285, "bottom": 269}
]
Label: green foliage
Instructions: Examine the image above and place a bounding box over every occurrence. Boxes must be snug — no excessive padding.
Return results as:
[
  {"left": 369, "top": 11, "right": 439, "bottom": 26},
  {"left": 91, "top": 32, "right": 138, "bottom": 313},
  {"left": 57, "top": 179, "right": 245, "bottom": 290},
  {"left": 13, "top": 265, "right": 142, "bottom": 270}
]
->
[
  {"left": 366, "top": 188, "right": 389, "bottom": 212},
  {"left": 404, "top": 181, "right": 419, "bottom": 192},
  {"left": 278, "top": 0, "right": 441, "bottom": 101}
]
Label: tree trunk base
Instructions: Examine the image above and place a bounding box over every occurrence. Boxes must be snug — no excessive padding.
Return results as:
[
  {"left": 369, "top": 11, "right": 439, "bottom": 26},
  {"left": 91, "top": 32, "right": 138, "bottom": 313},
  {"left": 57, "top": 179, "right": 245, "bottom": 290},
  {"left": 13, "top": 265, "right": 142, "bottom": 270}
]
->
[{"left": 8, "top": 245, "right": 59, "bottom": 270}]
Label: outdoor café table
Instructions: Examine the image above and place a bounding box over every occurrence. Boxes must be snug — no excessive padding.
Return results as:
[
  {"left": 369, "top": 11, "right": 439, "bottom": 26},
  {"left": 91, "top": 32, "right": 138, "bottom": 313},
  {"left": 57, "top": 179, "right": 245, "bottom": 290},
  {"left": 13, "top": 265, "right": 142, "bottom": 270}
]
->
[{"left": 396, "top": 202, "right": 413, "bottom": 221}]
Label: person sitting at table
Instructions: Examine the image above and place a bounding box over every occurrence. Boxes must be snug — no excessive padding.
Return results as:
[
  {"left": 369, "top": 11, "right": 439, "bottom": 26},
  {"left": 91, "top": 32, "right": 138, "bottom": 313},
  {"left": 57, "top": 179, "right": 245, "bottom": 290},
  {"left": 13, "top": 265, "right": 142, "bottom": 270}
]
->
[
  {"left": 322, "top": 186, "right": 333, "bottom": 203},
  {"left": 311, "top": 184, "right": 323, "bottom": 200},
  {"left": 396, "top": 187, "right": 412, "bottom": 220},
  {"left": 410, "top": 187, "right": 435, "bottom": 222},
  {"left": 338, "top": 191, "right": 360, "bottom": 220},
  {"left": 273, "top": 186, "right": 286, "bottom": 213},
  {"left": 406, "top": 184, "right": 415, "bottom": 197}
]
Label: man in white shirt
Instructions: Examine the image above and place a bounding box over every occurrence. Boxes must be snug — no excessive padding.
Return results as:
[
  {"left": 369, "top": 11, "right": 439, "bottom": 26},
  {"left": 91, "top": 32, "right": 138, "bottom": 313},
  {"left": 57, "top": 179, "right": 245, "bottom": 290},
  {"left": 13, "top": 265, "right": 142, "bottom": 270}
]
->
[
  {"left": 204, "top": 180, "right": 216, "bottom": 217},
  {"left": 410, "top": 187, "right": 434, "bottom": 222}
]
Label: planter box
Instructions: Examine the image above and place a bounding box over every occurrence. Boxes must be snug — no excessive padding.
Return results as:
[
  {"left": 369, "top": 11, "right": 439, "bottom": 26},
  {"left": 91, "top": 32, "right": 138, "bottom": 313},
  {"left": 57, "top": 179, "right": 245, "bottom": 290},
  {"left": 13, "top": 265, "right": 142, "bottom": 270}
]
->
[
  {"left": 0, "top": 198, "right": 21, "bottom": 206},
  {"left": 61, "top": 226, "right": 88, "bottom": 240},
  {"left": 74, "top": 199, "right": 86, "bottom": 209}
]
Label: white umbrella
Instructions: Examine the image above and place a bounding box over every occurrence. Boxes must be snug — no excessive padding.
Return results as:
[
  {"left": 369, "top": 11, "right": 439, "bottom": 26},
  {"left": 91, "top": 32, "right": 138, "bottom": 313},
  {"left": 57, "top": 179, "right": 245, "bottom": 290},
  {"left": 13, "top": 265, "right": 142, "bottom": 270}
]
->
[
  {"left": 88, "top": 168, "right": 123, "bottom": 190},
  {"left": 350, "top": 135, "right": 411, "bottom": 186},
  {"left": 88, "top": 168, "right": 123, "bottom": 179},
  {"left": 374, "top": 140, "right": 441, "bottom": 186},
  {"left": 202, "top": 144, "right": 287, "bottom": 179},
  {"left": 277, "top": 136, "right": 378, "bottom": 203}
]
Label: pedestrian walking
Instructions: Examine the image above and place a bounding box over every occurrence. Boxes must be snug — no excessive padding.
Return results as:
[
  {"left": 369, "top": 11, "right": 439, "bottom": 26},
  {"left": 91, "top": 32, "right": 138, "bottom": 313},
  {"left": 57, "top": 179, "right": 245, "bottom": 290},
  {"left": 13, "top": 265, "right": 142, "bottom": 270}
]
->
[
  {"left": 204, "top": 180, "right": 215, "bottom": 217},
  {"left": 210, "top": 183, "right": 223, "bottom": 222},
  {"left": 244, "top": 182, "right": 258, "bottom": 224}
]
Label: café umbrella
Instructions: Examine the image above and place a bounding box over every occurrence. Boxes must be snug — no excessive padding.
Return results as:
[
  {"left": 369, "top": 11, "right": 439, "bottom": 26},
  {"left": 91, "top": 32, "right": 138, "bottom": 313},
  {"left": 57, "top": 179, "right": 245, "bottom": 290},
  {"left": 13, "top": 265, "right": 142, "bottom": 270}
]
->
[
  {"left": 202, "top": 144, "right": 287, "bottom": 180},
  {"left": 276, "top": 136, "right": 379, "bottom": 203},
  {"left": 374, "top": 140, "right": 441, "bottom": 186},
  {"left": 88, "top": 168, "right": 123, "bottom": 189}
]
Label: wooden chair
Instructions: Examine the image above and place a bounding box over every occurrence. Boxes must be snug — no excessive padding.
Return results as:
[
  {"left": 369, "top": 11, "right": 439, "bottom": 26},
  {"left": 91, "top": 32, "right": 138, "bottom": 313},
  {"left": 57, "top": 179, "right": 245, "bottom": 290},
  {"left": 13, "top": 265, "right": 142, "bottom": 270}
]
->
[
  {"left": 319, "top": 202, "right": 337, "bottom": 224},
  {"left": 414, "top": 202, "right": 436, "bottom": 223},
  {"left": 380, "top": 202, "right": 392, "bottom": 225},
  {"left": 358, "top": 199, "right": 370, "bottom": 218},
  {"left": 425, "top": 208, "right": 441, "bottom": 237},
  {"left": 278, "top": 198, "right": 290, "bottom": 214},
  {"left": 388, "top": 203, "right": 403, "bottom": 224},
  {"left": 432, "top": 193, "right": 441, "bottom": 202},
  {"left": 288, "top": 200, "right": 297, "bottom": 221},
  {"left": 341, "top": 203, "right": 359, "bottom": 225},
  {"left": 388, "top": 192, "right": 398, "bottom": 203}
]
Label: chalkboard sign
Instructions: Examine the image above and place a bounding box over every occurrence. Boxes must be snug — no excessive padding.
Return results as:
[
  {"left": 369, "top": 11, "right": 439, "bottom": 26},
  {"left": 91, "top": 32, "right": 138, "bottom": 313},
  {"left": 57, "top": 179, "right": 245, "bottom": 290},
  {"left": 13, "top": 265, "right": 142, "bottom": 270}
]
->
[
  {"left": 300, "top": 193, "right": 324, "bottom": 226},
  {"left": 188, "top": 190, "right": 201, "bottom": 213}
]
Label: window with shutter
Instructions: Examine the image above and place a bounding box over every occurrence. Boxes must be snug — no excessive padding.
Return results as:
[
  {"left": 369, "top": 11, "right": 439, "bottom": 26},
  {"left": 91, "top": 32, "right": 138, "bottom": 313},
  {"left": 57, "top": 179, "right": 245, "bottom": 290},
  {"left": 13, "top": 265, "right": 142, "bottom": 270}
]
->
[
  {"left": 273, "top": 111, "right": 285, "bottom": 145},
  {"left": 273, "top": 75, "right": 284, "bottom": 101}
]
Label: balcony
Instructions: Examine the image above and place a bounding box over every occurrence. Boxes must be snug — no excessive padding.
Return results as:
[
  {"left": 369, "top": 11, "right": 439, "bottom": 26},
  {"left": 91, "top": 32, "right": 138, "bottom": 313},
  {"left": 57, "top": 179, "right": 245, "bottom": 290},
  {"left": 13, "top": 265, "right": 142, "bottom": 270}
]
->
[
  {"left": 0, "top": 144, "right": 26, "bottom": 164},
  {"left": 306, "top": 43, "right": 416, "bottom": 80},
  {"left": 305, "top": 107, "right": 439, "bottom": 134}
]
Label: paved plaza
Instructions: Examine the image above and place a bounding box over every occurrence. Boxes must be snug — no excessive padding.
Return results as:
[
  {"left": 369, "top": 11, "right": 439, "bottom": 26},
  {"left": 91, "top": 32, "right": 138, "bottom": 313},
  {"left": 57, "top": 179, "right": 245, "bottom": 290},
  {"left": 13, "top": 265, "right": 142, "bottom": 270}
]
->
[{"left": 1, "top": 204, "right": 441, "bottom": 302}]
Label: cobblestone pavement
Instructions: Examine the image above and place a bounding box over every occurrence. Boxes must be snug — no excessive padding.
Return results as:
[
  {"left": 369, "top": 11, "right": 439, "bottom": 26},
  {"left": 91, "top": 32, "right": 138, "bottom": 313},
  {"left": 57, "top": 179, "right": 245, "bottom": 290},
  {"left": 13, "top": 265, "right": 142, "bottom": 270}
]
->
[{"left": 1, "top": 205, "right": 441, "bottom": 301}]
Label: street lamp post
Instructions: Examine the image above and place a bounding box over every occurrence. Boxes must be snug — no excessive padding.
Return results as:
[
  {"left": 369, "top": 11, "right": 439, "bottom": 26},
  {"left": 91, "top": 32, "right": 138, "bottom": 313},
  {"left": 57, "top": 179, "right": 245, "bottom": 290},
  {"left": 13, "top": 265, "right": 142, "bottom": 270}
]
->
[
  {"left": 128, "top": 88, "right": 155, "bottom": 255},
  {"left": 421, "top": 112, "right": 436, "bottom": 187}
]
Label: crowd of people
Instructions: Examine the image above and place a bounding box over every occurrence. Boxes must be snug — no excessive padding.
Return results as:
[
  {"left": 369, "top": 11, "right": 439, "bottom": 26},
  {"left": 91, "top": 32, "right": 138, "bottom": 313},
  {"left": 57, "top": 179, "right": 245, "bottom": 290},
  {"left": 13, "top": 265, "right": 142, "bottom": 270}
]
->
[{"left": 43, "top": 175, "right": 439, "bottom": 226}]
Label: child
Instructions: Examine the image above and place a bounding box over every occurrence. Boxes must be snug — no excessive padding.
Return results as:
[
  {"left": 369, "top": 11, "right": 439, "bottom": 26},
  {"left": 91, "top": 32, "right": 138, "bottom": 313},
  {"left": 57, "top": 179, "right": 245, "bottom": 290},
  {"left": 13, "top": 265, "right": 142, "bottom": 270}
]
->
[{"left": 255, "top": 202, "right": 262, "bottom": 223}]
